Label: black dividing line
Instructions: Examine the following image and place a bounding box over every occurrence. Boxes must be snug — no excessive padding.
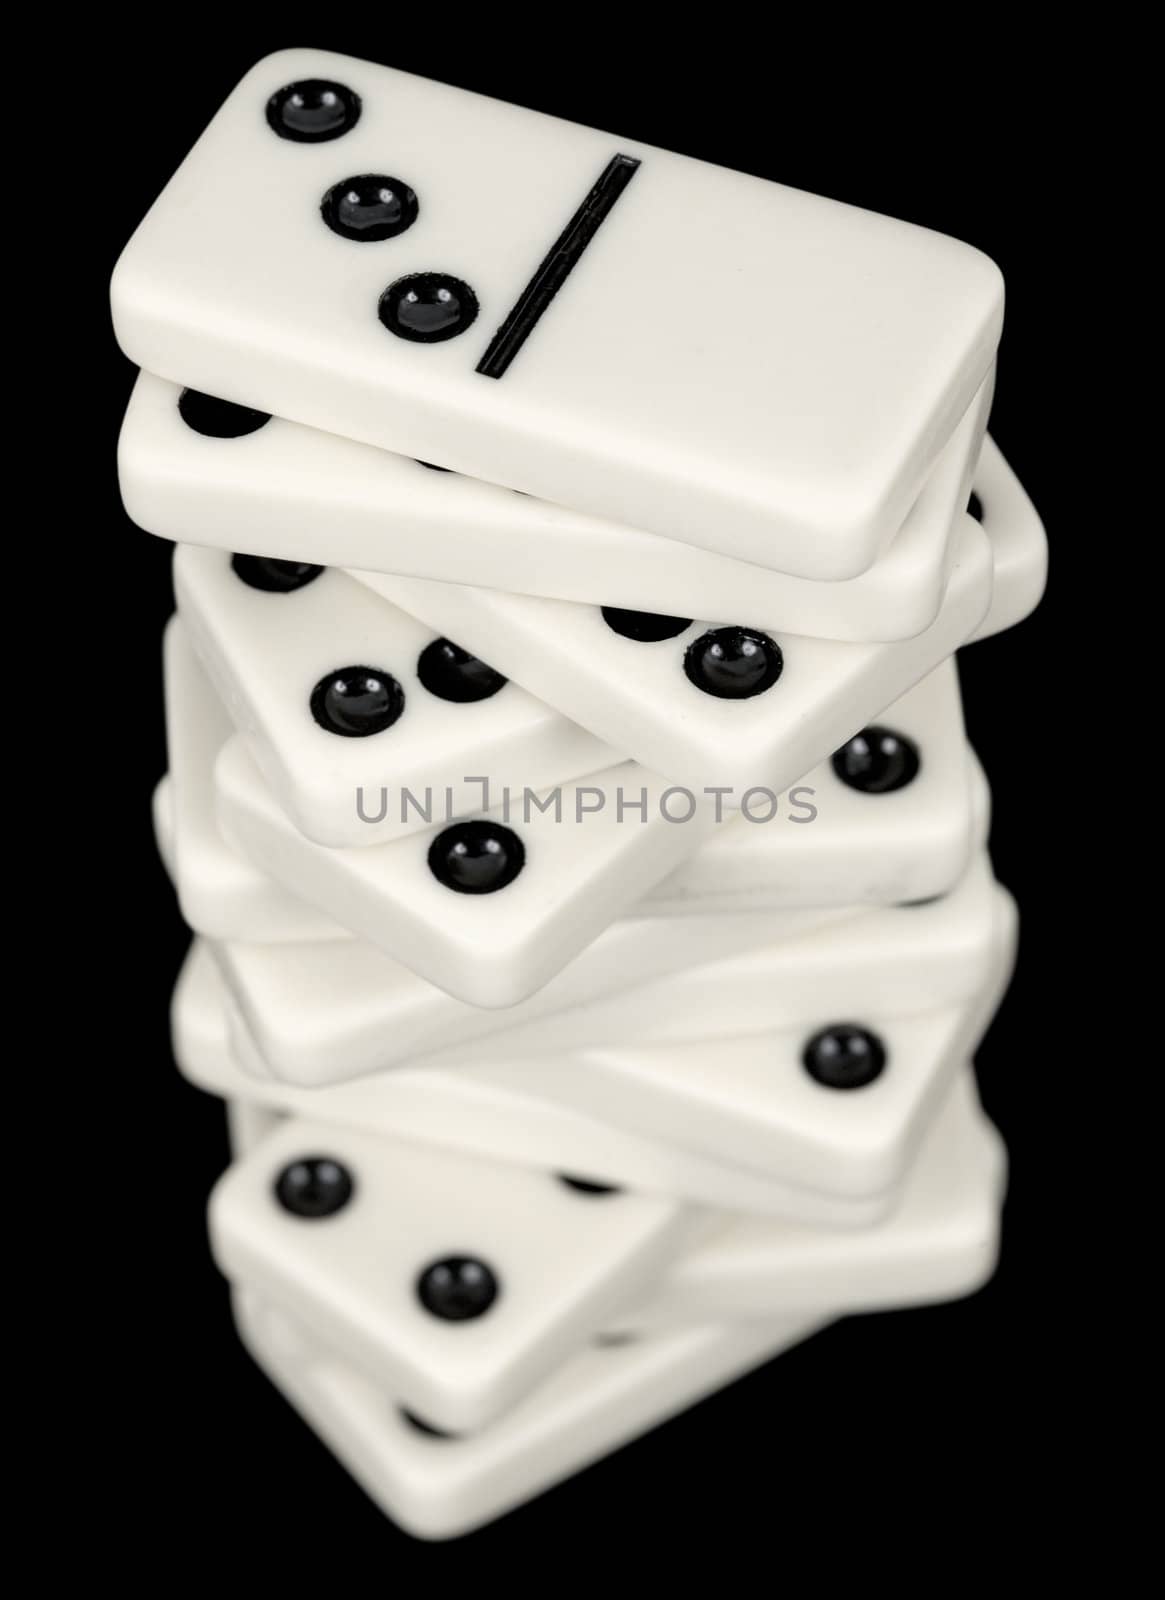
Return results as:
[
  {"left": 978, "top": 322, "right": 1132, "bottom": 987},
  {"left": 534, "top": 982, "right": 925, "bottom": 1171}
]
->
[{"left": 476, "top": 153, "right": 641, "bottom": 380}]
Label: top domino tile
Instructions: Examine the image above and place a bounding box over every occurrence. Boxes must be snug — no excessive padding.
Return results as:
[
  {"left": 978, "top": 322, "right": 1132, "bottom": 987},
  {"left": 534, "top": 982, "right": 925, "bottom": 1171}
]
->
[{"left": 111, "top": 49, "right": 1003, "bottom": 579}]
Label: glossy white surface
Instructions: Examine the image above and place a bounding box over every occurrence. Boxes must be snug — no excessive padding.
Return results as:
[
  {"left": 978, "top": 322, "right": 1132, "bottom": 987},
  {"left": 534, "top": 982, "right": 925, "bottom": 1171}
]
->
[{"left": 112, "top": 49, "right": 1002, "bottom": 575}]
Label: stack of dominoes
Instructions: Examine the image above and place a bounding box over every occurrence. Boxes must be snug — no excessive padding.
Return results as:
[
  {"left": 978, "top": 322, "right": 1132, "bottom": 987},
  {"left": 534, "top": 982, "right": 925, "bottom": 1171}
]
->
[{"left": 112, "top": 51, "right": 1047, "bottom": 1538}]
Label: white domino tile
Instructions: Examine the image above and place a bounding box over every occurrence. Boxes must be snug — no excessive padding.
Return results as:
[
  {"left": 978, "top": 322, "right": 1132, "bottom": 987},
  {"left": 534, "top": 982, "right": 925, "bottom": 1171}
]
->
[
  {"left": 434, "top": 855, "right": 1012, "bottom": 1064},
  {"left": 159, "top": 617, "right": 346, "bottom": 941},
  {"left": 112, "top": 49, "right": 1002, "bottom": 576},
  {"left": 642, "top": 660, "right": 987, "bottom": 913},
  {"left": 610, "top": 1069, "right": 1007, "bottom": 1330},
  {"left": 233, "top": 1288, "right": 821, "bottom": 1540},
  {"left": 176, "top": 942, "right": 905, "bottom": 1225},
  {"left": 353, "top": 516, "right": 993, "bottom": 795},
  {"left": 966, "top": 434, "right": 1048, "bottom": 642},
  {"left": 458, "top": 897, "right": 1015, "bottom": 1196},
  {"left": 206, "top": 895, "right": 853, "bottom": 1086},
  {"left": 120, "top": 367, "right": 991, "bottom": 640},
  {"left": 209, "top": 1114, "right": 695, "bottom": 1431},
  {"left": 216, "top": 742, "right": 713, "bottom": 1007},
  {"left": 173, "top": 546, "right": 615, "bottom": 848}
]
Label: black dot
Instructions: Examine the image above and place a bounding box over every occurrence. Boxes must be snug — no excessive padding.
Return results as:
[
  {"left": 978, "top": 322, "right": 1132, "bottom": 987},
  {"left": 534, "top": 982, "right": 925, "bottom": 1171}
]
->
[
  {"left": 417, "top": 639, "right": 506, "bottom": 703},
  {"left": 273, "top": 1156, "right": 354, "bottom": 1217},
  {"left": 231, "top": 554, "right": 323, "bottom": 593},
  {"left": 683, "top": 626, "right": 783, "bottom": 699},
  {"left": 601, "top": 607, "right": 692, "bottom": 642},
  {"left": 802, "top": 1025, "right": 887, "bottom": 1090},
  {"left": 266, "top": 79, "right": 361, "bottom": 142},
  {"left": 379, "top": 273, "right": 479, "bottom": 343},
  {"left": 831, "top": 727, "right": 921, "bottom": 794},
  {"left": 310, "top": 666, "right": 405, "bottom": 737},
  {"left": 321, "top": 174, "right": 418, "bottom": 242},
  {"left": 897, "top": 894, "right": 944, "bottom": 908},
  {"left": 398, "top": 1408, "right": 458, "bottom": 1440},
  {"left": 178, "top": 389, "right": 270, "bottom": 439},
  {"left": 968, "top": 492, "right": 984, "bottom": 522},
  {"left": 416, "top": 1257, "right": 499, "bottom": 1321},
  {"left": 427, "top": 821, "right": 525, "bottom": 895},
  {"left": 557, "top": 1174, "right": 622, "bottom": 1196},
  {"left": 416, "top": 460, "right": 452, "bottom": 472}
]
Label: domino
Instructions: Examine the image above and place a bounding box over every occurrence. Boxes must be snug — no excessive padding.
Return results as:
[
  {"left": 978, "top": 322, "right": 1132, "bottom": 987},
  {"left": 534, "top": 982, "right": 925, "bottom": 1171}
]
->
[
  {"left": 153, "top": 774, "right": 355, "bottom": 947},
  {"left": 208, "top": 858, "right": 1005, "bottom": 1083},
  {"left": 226, "top": 1064, "right": 1001, "bottom": 1539},
  {"left": 610, "top": 1069, "right": 1007, "bottom": 1331},
  {"left": 642, "top": 661, "right": 990, "bottom": 914},
  {"left": 159, "top": 617, "right": 346, "bottom": 941},
  {"left": 966, "top": 435, "right": 1049, "bottom": 643},
  {"left": 351, "top": 515, "right": 993, "bottom": 795},
  {"left": 172, "top": 547, "right": 616, "bottom": 848},
  {"left": 174, "top": 942, "right": 937, "bottom": 1225},
  {"left": 435, "top": 854, "right": 1013, "bottom": 1064},
  {"left": 457, "top": 899, "right": 1016, "bottom": 1195},
  {"left": 160, "top": 647, "right": 990, "bottom": 928},
  {"left": 208, "top": 1114, "right": 696, "bottom": 1432},
  {"left": 225, "top": 1098, "right": 284, "bottom": 1161},
  {"left": 111, "top": 48, "right": 1003, "bottom": 576},
  {"left": 151, "top": 775, "right": 174, "bottom": 879},
  {"left": 232, "top": 1287, "right": 822, "bottom": 1540},
  {"left": 215, "top": 741, "right": 714, "bottom": 1007},
  {"left": 206, "top": 885, "right": 852, "bottom": 1085},
  {"left": 646, "top": 756, "right": 990, "bottom": 916},
  {"left": 119, "top": 368, "right": 991, "bottom": 642},
  {"left": 156, "top": 722, "right": 847, "bottom": 965},
  {"left": 204, "top": 855, "right": 1004, "bottom": 1087}
]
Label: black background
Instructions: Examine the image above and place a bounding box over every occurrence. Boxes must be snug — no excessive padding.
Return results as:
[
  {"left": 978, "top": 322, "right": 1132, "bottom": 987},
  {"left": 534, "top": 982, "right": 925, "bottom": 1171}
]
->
[{"left": 60, "top": 26, "right": 1100, "bottom": 1568}]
